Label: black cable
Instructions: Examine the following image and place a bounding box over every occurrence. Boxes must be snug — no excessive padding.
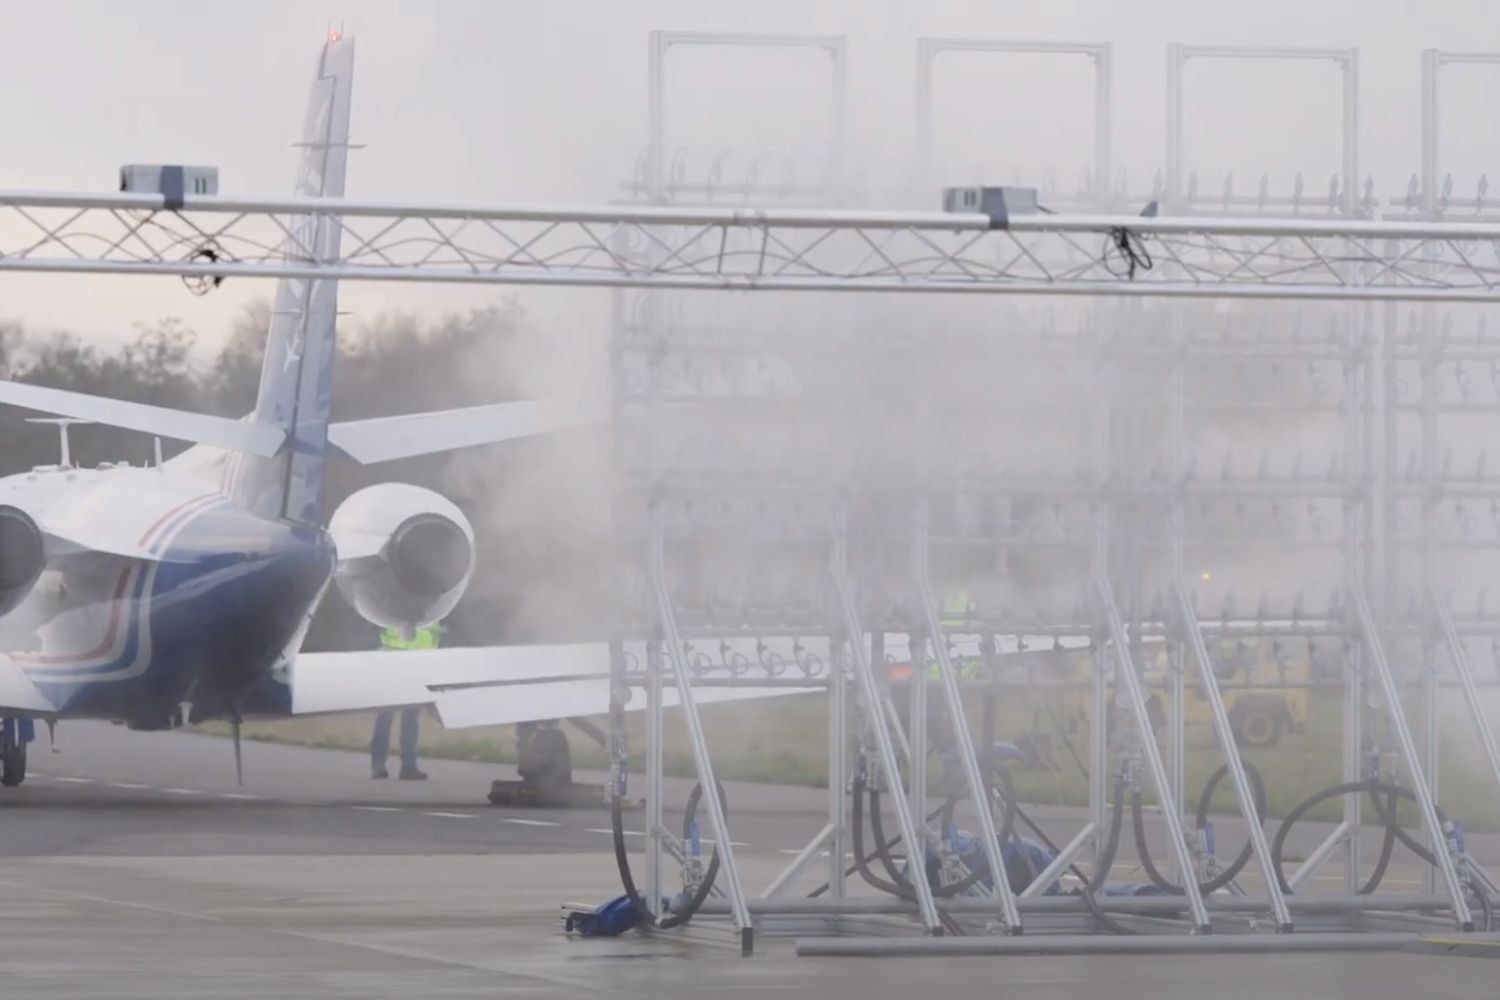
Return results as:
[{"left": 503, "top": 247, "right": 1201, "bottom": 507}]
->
[
  {"left": 1101, "top": 225, "right": 1154, "bottom": 280},
  {"left": 1039, "top": 198, "right": 1154, "bottom": 282},
  {"left": 181, "top": 243, "right": 226, "bottom": 295}
]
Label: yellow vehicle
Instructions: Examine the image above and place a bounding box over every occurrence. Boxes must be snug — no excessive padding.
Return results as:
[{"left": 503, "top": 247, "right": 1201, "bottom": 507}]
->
[
  {"left": 1144, "top": 636, "right": 1310, "bottom": 747},
  {"left": 1067, "top": 636, "right": 1309, "bottom": 749},
  {"left": 887, "top": 630, "right": 1308, "bottom": 750}
]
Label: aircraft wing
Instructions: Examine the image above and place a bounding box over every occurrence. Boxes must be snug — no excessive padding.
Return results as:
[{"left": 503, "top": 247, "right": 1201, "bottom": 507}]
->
[
  {"left": 326, "top": 399, "right": 608, "bottom": 465},
  {"left": 290, "top": 644, "right": 811, "bottom": 729},
  {"left": 0, "top": 380, "right": 284, "bottom": 456}
]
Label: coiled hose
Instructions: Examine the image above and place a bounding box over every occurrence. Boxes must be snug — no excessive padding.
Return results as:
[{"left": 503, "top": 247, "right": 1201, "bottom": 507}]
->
[
  {"left": 1268, "top": 779, "right": 1494, "bottom": 930},
  {"left": 849, "top": 764, "right": 964, "bottom": 935},
  {"left": 854, "top": 756, "right": 1136, "bottom": 935},
  {"left": 1131, "top": 762, "right": 1267, "bottom": 897},
  {"left": 608, "top": 695, "right": 723, "bottom": 933}
]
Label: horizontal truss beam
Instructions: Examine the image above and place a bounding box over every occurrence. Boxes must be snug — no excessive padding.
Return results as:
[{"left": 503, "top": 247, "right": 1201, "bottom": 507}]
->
[{"left": 4, "top": 190, "right": 1500, "bottom": 301}]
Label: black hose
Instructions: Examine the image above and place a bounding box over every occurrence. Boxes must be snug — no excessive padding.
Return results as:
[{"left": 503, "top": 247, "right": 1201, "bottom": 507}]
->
[
  {"left": 854, "top": 759, "right": 1139, "bottom": 935},
  {"left": 658, "top": 781, "right": 725, "bottom": 929},
  {"left": 808, "top": 796, "right": 949, "bottom": 900},
  {"left": 993, "top": 776, "right": 1136, "bottom": 935},
  {"left": 606, "top": 694, "right": 723, "bottom": 932},
  {"left": 1269, "top": 780, "right": 1437, "bottom": 896},
  {"left": 936, "top": 753, "right": 1020, "bottom": 848},
  {"left": 867, "top": 781, "right": 989, "bottom": 898},
  {"left": 1363, "top": 781, "right": 1443, "bottom": 864},
  {"left": 1131, "top": 762, "right": 1267, "bottom": 896},
  {"left": 1470, "top": 880, "right": 1496, "bottom": 932},
  {"left": 1013, "top": 803, "right": 1137, "bottom": 934},
  {"left": 929, "top": 755, "right": 1136, "bottom": 935},
  {"left": 609, "top": 697, "right": 654, "bottom": 930},
  {"left": 610, "top": 777, "right": 652, "bottom": 924},
  {"left": 609, "top": 777, "right": 726, "bottom": 930},
  {"left": 1072, "top": 780, "right": 1137, "bottom": 935},
  {"left": 849, "top": 766, "right": 964, "bottom": 935},
  {"left": 1357, "top": 783, "right": 1489, "bottom": 931}
]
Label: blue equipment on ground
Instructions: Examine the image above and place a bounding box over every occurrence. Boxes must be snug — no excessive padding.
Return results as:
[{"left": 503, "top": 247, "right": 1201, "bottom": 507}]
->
[
  {"left": 564, "top": 894, "right": 646, "bottom": 937},
  {"left": 565, "top": 889, "right": 701, "bottom": 938},
  {"left": 909, "top": 830, "right": 1064, "bottom": 896}
]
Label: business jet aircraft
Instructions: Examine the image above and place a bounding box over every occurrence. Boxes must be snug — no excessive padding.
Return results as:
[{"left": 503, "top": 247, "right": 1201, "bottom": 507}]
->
[{"left": 0, "top": 34, "right": 790, "bottom": 787}]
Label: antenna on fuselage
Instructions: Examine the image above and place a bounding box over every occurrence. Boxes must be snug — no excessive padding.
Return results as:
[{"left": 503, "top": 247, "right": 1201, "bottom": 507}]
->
[{"left": 25, "top": 417, "right": 91, "bottom": 468}]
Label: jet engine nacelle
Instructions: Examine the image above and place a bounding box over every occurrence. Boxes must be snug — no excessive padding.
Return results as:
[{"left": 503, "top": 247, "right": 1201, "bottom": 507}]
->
[
  {"left": 327, "top": 484, "right": 475, "bottom": 632},
  {"left": 0, "top": 505, "right": 44, "bottom": 617}
]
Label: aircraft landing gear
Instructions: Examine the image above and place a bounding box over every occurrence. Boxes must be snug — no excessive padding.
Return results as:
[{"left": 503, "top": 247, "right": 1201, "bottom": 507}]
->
[
  {"left": 517, "top": 720, "right": 573, "bottom": 790},
  {"left": 488, "top": 719, "right": 616, "bottom": 808},
  {"left": 1, "top": 718, "right": 33, "bottom": 787}
]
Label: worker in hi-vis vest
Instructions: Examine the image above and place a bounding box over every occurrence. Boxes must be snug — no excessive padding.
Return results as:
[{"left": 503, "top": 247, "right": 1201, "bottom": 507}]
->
[{"left": 370, "top": 623, "right": 441, "bottom": 780}]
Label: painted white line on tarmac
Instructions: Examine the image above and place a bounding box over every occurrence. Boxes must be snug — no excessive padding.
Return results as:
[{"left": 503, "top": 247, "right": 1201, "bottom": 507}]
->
[
  {"left": 162, "top": 788, "right": 203, "bottom": 796},
  {"left": 501, "top": 818, "right": 561, "bottom": 827},
  {"left": 110, "top": 782, "right": 150, "bottom": 790},
  {"left": 353, "top": 805, "right": 404, "bottom": 813},
  {"left": 425, "top": 811, "right": 477, "bottom": 820},
  {"left": 219, "top": 793, "right": 262, "bottom": 801},
  {"left": 55, "top": 777, "right": 93, "bottom": 784},
  {"left": 586, "top": 827, "right": 643, "bottom": 837},
  {"left": 701, "top": 839, "right": 751, "bottom": 848}
]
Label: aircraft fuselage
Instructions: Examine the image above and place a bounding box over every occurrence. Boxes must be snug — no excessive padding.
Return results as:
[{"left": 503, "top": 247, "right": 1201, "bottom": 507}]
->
[{"left": 0, "top": 464, "right": 335, "bottom": 728}]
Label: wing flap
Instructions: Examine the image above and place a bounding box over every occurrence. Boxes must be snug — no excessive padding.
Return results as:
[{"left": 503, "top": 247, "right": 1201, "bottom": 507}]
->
[
  {"left": 432, "top": 674, "right": 809, "bottom": 730},
  {"left": 0, "top": 381, "right": 284, "bottom": 457},
  {"left": 290, "top": 643, "right": 809, "bottom": 726}
]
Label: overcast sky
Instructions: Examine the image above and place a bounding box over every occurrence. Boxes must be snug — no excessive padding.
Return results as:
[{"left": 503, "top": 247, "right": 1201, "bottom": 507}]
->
[{"left": 0, "top": 0, "right": 1496, "bottom": 351}]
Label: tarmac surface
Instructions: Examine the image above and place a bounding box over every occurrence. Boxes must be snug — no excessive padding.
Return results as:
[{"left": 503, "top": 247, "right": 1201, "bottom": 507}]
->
[{"left": 0, "top": 721, "right": 1497, "bottom": 998}]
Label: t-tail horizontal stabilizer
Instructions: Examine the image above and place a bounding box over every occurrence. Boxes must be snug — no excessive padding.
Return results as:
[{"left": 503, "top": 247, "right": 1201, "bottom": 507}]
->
[
  {"left": 326, "top": 398, "right": 609, "bottom": 464},
  {"left": 0, "top": 380, "right": 285, "bottom": 457}
]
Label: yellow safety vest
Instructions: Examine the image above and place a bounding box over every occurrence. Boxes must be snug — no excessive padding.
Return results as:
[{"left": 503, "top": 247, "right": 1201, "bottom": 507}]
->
[
  {"left": 939, "top": 591, "right": 973, "bottom": 625},
  {"left": 380, "top": 624, "right": 441, "bottom": 651}
]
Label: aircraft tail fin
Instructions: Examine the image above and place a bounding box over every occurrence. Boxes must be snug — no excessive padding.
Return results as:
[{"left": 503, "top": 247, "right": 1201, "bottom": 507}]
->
[{"left": 233, "top": 34, "right": 356, "bottom": 522}]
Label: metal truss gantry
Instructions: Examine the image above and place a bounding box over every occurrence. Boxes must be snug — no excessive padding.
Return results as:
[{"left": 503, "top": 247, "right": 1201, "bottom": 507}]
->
[
  {"left": 591, "top": 38, "right": 1500, "bottom": 956},
  {"left": 10, "top": 191, "right": 1500, "bottom": 301}
]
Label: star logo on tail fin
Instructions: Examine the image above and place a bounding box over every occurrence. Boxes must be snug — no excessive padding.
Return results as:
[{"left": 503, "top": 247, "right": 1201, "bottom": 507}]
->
[{"left": 282, "top": 327, "right": 305, "bottom": 372}]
